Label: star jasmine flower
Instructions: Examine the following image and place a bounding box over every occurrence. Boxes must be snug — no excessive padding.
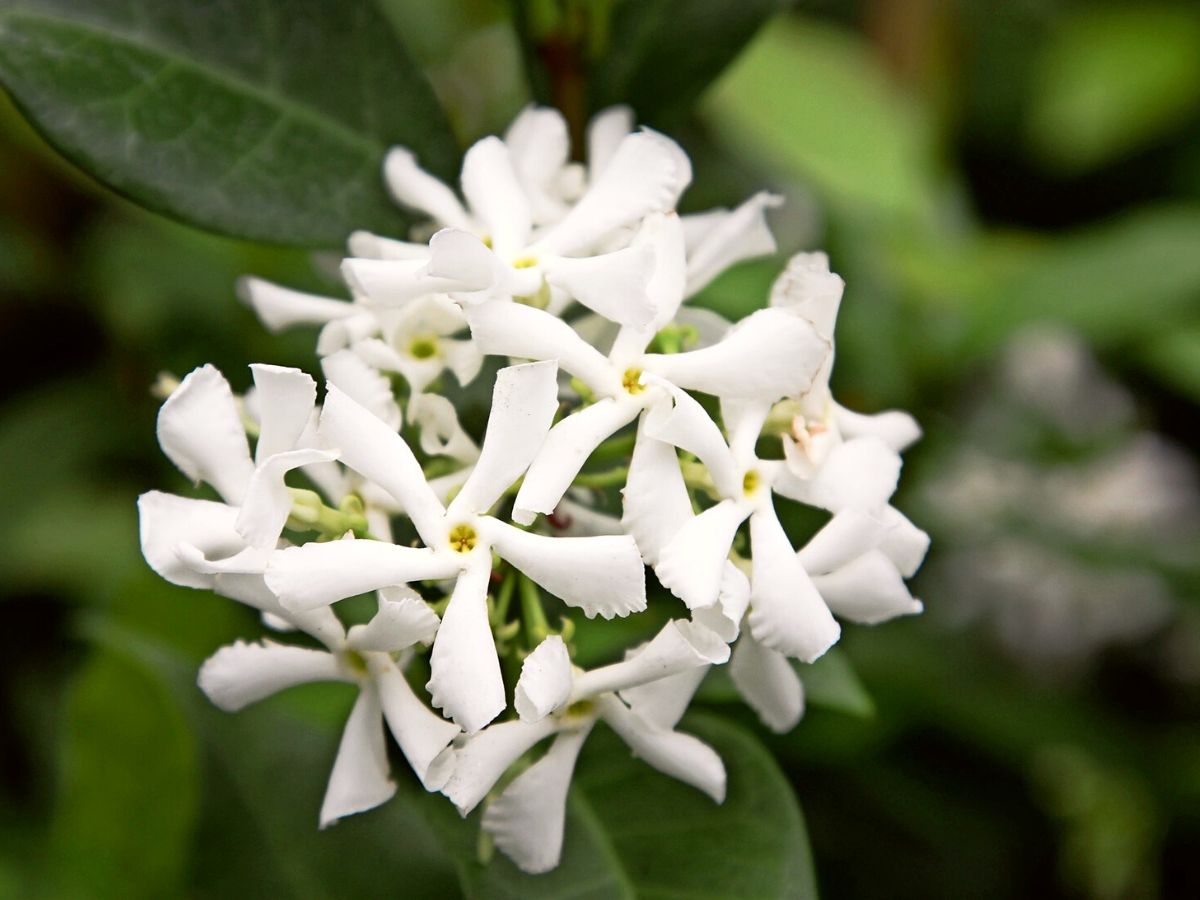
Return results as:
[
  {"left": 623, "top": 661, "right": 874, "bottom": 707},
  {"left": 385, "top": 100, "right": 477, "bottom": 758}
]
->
[
  {"left": 465, "top": 212, "right": 831, "bottom": 526},
  {"left": 197, "top": 586, "right": 460, "bottom": 826},
  {"left": 264, "top": 361, "right": 648, "bottom": 733},
  {"left": 437, "top": 623, "right": 729, "bottom": 873}
]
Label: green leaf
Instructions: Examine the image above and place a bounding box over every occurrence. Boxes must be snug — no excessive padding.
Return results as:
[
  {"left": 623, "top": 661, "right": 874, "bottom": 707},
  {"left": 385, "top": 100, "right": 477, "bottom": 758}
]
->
[
  {"left": 1141, "top": 325, "right": 1200, "bottom": 404},
  {"left": 1026, "top": 5, "right": 1200, "bottom": 173},
  {"left": 445, "top": 713, "right": 817, "bottom": 899},
  {"left": 801, "top": 648, "right": 875, "bottom": 719},
  {"left": 0, "top": 0, "right": 458, "bottom": 247},
  {"left": 589, "top": 0, "right": 788, "bottom": 125},
  {"left": 703, "top": 16, "right": 938, "bottom": 221},
  {"left": 44, "top": 648, "right": 199, "bottom": 899}
]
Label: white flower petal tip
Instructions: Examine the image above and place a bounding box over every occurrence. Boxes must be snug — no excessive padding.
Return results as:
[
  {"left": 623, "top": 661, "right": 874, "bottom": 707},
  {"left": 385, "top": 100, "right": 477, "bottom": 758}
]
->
[
  {"left": 573, "top": 619, "right": 726, "bottom": 702},
  {"left": 346, "top": 588, "right": 440, "bottom": 652},
  {"left": 383, "top": 146, "right": 470, "bottom": 230},
  {"left": 197, "top": 640, "right": 349, "bottom": 712},
  {"left": 729, "top": 632, "right": 804, "bottom": 734},
  {"left": 543, "top": 243, "right": 657, "bottom": 328},
  {"left": 834, "top": 405, "right": 923, "bottom": 452},
  {"left": 515, "top": 636, "right": 574, "bottom": 722},
  {"left": 781, "top": 436, "right": 902, "bottom": 513},
  {"left": 439, "top": 718, "right": 561, "bottom": 816},
  {"left": 319, "top": 687, "right": 396, "bottom": 828},
  {"left": 425, "top": 227, "right": 504, "bottom": 290},
  {"left": 813, "top": 551, "right": 924, "bottom": 625},
  {"left": 691, "top": 562, "right": 751, "bottom": 643},
  {"left": 138, "top": 492, "right": 243, "bottom": 589},
  {"left": 370, "top": 655, "right": 460, "bottom": 790},
  {"left": 236, "top": 277, "right": 352, "bottom": 333},
  {"left": 879, "top": 506, "right": 931, "bottom": 578},
  {"left": 768, "top": 251, "right": 845, "bottom": 337},
  {"left": 654, "top": 500, "right": 745, "bottom": 611},
  {"left": 685, "top": 191, "right": 783, "bottom": 297},
  {"left": 322, "top": 349, "right": 402, "bottom": 431}
]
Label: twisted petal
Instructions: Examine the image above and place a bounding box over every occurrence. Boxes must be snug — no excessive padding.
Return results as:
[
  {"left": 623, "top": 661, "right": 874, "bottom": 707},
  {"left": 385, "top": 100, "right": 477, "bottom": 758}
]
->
[
  {"left": 729, "top": 630, "right": 804, "bottom": 733},
  {"left": 878, "top": 505, "right": 931, "bottom": 578},
  {"left": 621, "top": 423, "right": 692, "bottom": 565},
  {"left": 483, "top": 726, "right": 591, "bottom": 874},
  {"left": 685, "top": 192, "right": 782, "bottom": 297},
  {"left": 619, "top": 666, "right": 710, "bottom": 731},
  {"left": 439, "top": 716, "right": 561, "bottom": 815},
  {"left": 513, "top": 397, "right": 640, "bottom": 525},
  {"left": 318, "top": 385, "right": 446, "bottom": 543},
  {"left": 321, "top": 349, "right": 401, "bottom": 431},
  {"left": 236, "top": 448, "right": 339, "bottom": 549},
  {"left": 425, "top": 228, "right": 508, "bottom": 293},
  {"left": 249, "top": 365, "right": 317, "bottom": 462},
  {"left": 833, "top": 403, "right": 922, "bottom": 452},
  {"left": 814, "top": 551, "right": 922, "bottom": 624},
  {"left": 138, "top": 491, "right": 242, "bottom": 589},
  {"left": 370, "top": 654, "right": 460, "bottom": 790},
  {"left": 692, "top": 562, "right": 751, "bottom": 643},
  {"left": 777, "top": 436, "right": 901, "bottom": 513},
  {"left": 267, "top": 540, "right": 460, "bottom": 612},
  {"left": 447, "top": 361, "right": 559, "bottom": 519},
  {"left": 768, "top": 251, "right": 844, "bottom": 338},
  {"left": 427, "top": 556, "right": 505, "bottom": 733},
  {"left": 596, "top": 694, "right": 725, "bottom": 803},
  {"left": 237, "top": 277, "right": 353, "bottom": 332},
  {"left": 747, "top": 507, "right": 840, "bottom": 663},
  {"left": 157, "top": 365, "right": 254, "bottom": 504},
  {"left": 461, "top": 136, "right": 532, "bottom": 257},
  {"left": 543, "top": 243, "right": 656, "bottom": 327},
  {"left": 573, "top": 620, "right": 728, "bottom": 701},
  {"left": 514, "top": 635, "right": 574, "bottom": 722},
  {"left": 644, "top": 308, "right": 829, "bottom": 402},
  {"left": 466, "top": 301, "right": 619, "bottom": 396},
  {"left": 319, "top": 685, "right": 396, "bottom": 828},
  {"left": 198, "top": 640, "right": 350, "bottom": 712},
  {"left": 797, "top": 509, "right": 890, "bottom": 576},
  {"left": 488, "top": 521, "right": 647, "bottom": 620},
  {"left": 383, "top": 147, "right": 471, "bottom": 230},
  {"left": 643, "top": 378, "right": 739, "bottom": 497},
  {"left": 346, "top": 587, "right": 440, "bottom": 652},
  {"left": 341, "top": 257, "right": 464, "bottom": 305},
  {"left": 587, "top": 105, "right": 634, "bottom": 178},
  {"left": 655, "top": 499, "right": 746, "bottom": 610},
  {"left": 408, "top": 393, "right": 480, "bottom": 463}
]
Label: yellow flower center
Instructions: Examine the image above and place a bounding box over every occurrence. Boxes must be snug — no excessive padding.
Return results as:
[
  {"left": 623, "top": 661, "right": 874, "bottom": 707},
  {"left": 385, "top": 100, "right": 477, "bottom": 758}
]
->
[
  {"left": 406, "top": 334, "right": 440, "bottom": 360},
  {"left": 511, "top": 255, "right": 538, "bottom": 269},
  {"left": 742, "top": 470, "right": 761, "bottom": 497},
  {"left": 622, "top": 367, "right": 645, "bottom": 395},
  {"left": 447, "top": 523, "right": 478, "bottom": 554}
]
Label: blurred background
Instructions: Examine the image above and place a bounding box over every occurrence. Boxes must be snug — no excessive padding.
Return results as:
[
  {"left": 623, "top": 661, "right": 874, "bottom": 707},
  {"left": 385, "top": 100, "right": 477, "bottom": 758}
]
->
[{"left": 2, "top": 1, "right": 1199, "bottom": 897}]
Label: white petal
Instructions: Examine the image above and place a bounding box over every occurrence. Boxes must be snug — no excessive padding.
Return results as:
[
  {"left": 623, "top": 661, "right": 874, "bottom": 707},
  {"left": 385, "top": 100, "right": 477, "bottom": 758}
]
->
[
  {"left": 644, "top": 308, "right": 829, "bottom": 401},
  {"left": 319, "top": 685, "right": 396, "bottom": 828},
  {"left": 341, "top": 257, "right": 464, "bottom": 305},
  {"left": 685, "top": 192, "right": 782, "bottom": 297},
  {"left": 383, "top": 147, "right": 471, "bottom": 229},
  {"left": 778, "top": 436, "right": 901, "bottom": 513},
  {"left": 642, "top": 378, "right": 739, "bottom": 497},
  {"left": 370, "top": 654, "right": 460, "bottom": 790},
  {"left": 573, "top": 620, "right": 728, "bottom": 701},
  {"left": 619, "top": 666, "right": 709, "bottom": 731},
  {"left": 212, "top": 572, "right": 346, "bottom": 650},
  {"left": 483, "top": 725, "right": 590, "bottom": 874},
  {"left": 460, "top": 136, "right": 532, "bottom": 257},
  {"left": 621, "top": 424, "right": 692, "bottom": 565},
  {"left": 596, "top": 694, "right": 725, "bottom": 803},
  {"left": 878, "top": 505, "right": 930, "bottom": 578},
  {"left": 514, "top": 635, "right": 574, "bottom": 722},
  {"left": 543, "top": 243, "right": 656, "bottom": 328},
  {"left": 466, "top": 301, "right": 620, "bottom": 396},
  {"left": 157, "top": 365, "right": 254, "bottom": 504},
  {"left": 236, "top": 447, "right": 339, "bottom": 549},
  {"left": 587, "top": 105, "right": 634, "bottom": 178},
  {"left": 640, "top": 210, "right": 688, "bottom": 331},
  {"left": 675, "top": 306, "right": 733, "bottom": 348},
  {"left": 533, "top": 129, "right": 692, "bottom": 256},
  {"left": 505, "top": 105, "right": 571, "bottom": 224},
  {"left": 814, "top": 550, "right": 922, "bottom": 625},
  {"left": 249, "top": 365, "right": 317, "bottom": 462},
  {"left": 552, "top": 496, "right": 625, "bottom": 537},
  {"left": 747, "top": 507, "right": 840, "bottom": 663},
  {"left": 318, "top": 385, "right": 446, "bottom": 543},
  {"left": 513, "top": 397, "right": 640, "bottom": 525},
  {"left": 347, "top": 587, "right": 440, "bottom": 652},
  {"left": 321, "top": 349, "right": 402, "bottom": 431},
  {"left": 347, "top": 230, "right": 432, "bottom": 260},
  {"left": 315, "top": 311, "right": 379, "bottom": 356},
  {"left": 655, "top": 500, "right": 746, "bottom": 610},
  {"left": 768, "top": 252, "right": 844, "bottom": 338},
  {"left": 797, "top": 509, "right": 890, "bottom": 576},
  {"left": 722, "top": 398, "right": 772, "bottom": 469},
  {"left": 693, "top": 562, "right": 751, "bottom": 642},
  {"left": 441, "top": 337, "right": 485, "bottom": 388},
  {"left": 487, "top": 522, "right": 647, "bottom": 620},
  {"left": 237, "top": 277, "right": 354, "bottom": 332},
  {"left": 833, "top": 403, "right": 922, "bottom": 452},
  {"left": 266, "top": 540, "right": 460, "bottom": 612},
  {"left": 439, "top": 716, "right": 560, "bottom": 815},
  {"left": 138, "top": 491, "right": 242, "bottom": 589},
  {"left": 198, "top": 640, "right": 349, "bottom": 711},
  {"left": 729, "top": 630, "right": 804, "bottom": 733},
  {"left": 427, "top": 557, "right": 505, "bottom": 733},
  {"left": 447, "top": 361, "right": 559, "bottom": 518}
]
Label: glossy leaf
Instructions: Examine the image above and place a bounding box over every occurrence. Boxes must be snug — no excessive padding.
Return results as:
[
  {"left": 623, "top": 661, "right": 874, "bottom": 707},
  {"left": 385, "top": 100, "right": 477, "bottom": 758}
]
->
[{"left": 0, "top": 0, "right": 458, "bottom": 247}]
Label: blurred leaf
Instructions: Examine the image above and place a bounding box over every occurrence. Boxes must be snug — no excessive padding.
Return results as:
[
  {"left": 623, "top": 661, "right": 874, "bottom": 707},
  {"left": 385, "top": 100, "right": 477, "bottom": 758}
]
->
[
  {"left": 802, "top": 648, "right": 876, "bottom": 719},
  {"left": 703, "top": 16, "right": 938, "bottom": 221},
  {"left": 1141, "top": 325, "right": 1200, "bottom": 403},
  {"left": 589, "top": 0, "right": 788, "bottom": 125},
  {"left": 0, "top": 0, "right": 457, "bottom": 247},
  {"left": 1026, "top": 5, "right": 1200, "bottom": 174},
  {"left": 45, "top": 647, "right": 198, "bottom": 899}
]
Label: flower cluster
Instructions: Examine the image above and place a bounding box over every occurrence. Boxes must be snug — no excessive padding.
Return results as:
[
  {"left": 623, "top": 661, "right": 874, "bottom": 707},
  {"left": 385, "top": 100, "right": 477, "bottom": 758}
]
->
[{"left": 138, "top": 105, "right": 928, "bottom": 874}]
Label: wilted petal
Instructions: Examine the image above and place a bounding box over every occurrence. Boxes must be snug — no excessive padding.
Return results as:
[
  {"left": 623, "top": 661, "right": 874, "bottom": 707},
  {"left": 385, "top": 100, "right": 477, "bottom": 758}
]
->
[
  {"left": 466, "top": 301, "right": 620, "bottom": 396},
  {"left": 237, "top": 277, "right": 354, "bottom": 332},
  {"left": 347, "top": 587, "right": 440, "bottom": 652},
  {"left": 447, "top": 361, "right": 559, "bottom": 518},
  {"left": 685, "top": 192, "right": 782, "bottom": 297},
  {"left": 267, "top": 540, "right": 460, "bottom": 612},
  {"left": 514, "top": 635, "right": 574, "bottom": 722},
  {"left": 319, "top": 685, "right": 396, "bottom": 828},
  {"left": 778, "top": 436, "right": 901, "bottom": 513},
  {"left": 655, "top": 500, "right": 746, "bottom": 610},
  {"left": 198, "top": 640, "right": 350, "bottom": 711},
  {"left": 573, "top": 620, "right": 728, "bottom": 701},
  {"left": 729, "top": 630, "right": 804, "bottom": 733},
  {"left": 318, "top": 386, "right": 446, "bottom": 543},
  {"left": 543, "top": 244, "right": 656, "bottom": 327},
  {"left": 370, "top": 654, "right": 460, "bottom": 790},
  {"left": 483, "top": 725, "right": 591, "bottom": 874},
  {"left": 797, "top": 509, "right": 890, "bottom": 576},
  {"left": 461, "top": 136, "right": 532, "bottom": 257},
  {"left": 138, "top": 491, "right": 242, "bottom": 589},
  {"left": 642, "top": 378, "right": 739, "bottom": 497},
  {"left": 748, "top": 507, "right": 840, "bottom": 663},
  {"left": 814, "top": 550, "right": 922, "bottom": 624},
  {"left": 157, "top": 365, "right": 254, "bottom": 504},
  {"left": 427, "top": 557, "right": 505, "bottom": 733},
  {"left": 878, "top": 505, "right": 931, "bottom": 578},
  {"left": 439, "top": 716, "right": 560, "bottom": 815},
  {"left": 621, "top": 423, "right": 691, "bottom": 565},
  {"left": 587, "top": 105, "right": 634, "bottom": 178},
  {"left": 383, "top": 147, "right": 471, "bottom": 230},
  {"left": 513, "top": 397, "right": 640, "bottom": 525},
  {"left": 596, "top": 694, "right": 725, "bottom": 803},
  {"left": 488, "top": 521, "right": 647, "bottom": 620},
  {"left": 322, "top": 349, "right": 402, "bottom": 431}
]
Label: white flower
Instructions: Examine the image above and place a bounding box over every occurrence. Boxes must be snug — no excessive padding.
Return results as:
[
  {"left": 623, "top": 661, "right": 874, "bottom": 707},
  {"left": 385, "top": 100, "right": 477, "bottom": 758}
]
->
[
  {"left": 264, "top": 361, "right": 647, "bottom": 733},
  {"left": 197, "top": 586, "right": 460, "bottom": 826},
  {"left": 438, "top": 622, "right": 728, "bottom": 873}
]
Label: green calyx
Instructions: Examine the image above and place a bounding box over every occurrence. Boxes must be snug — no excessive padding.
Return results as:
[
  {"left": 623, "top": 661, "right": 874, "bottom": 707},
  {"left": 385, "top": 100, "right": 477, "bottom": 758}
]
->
[{"left": 286, "top": 489, "right": 371, "bottom": 540}]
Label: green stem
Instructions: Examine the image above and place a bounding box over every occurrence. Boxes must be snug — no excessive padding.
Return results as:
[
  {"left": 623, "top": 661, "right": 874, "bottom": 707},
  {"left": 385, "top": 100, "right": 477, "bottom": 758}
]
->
[
  {"left": 519, "top": 574, "right": 551, "bottom": 647},
  {"left": 573, "top": 467, "right": 629, "bottom": 489}
]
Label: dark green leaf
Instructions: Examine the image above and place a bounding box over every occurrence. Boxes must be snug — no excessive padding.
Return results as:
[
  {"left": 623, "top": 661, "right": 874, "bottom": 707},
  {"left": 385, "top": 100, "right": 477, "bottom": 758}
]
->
[
  {"left": 802, "top": 648, "right": 875, "bottom": 719},
  {"left": 0, "top": 0, "right": 458, "bottom": 246}
]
